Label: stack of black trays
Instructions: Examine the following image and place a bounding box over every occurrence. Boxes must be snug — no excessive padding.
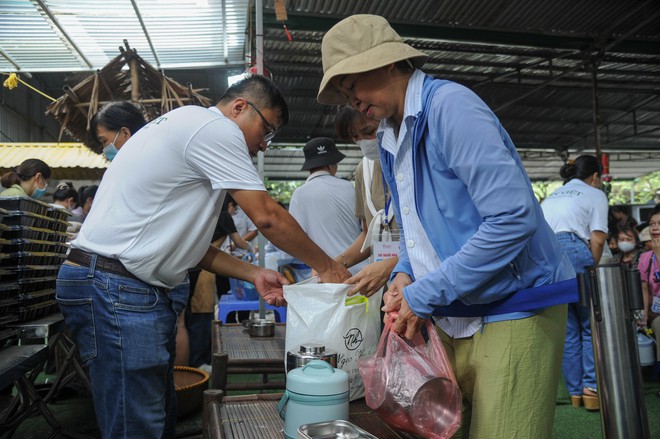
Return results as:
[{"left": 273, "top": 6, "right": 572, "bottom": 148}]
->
[{"left": 0, "top": 197, "right": 70, "bottom": 347}]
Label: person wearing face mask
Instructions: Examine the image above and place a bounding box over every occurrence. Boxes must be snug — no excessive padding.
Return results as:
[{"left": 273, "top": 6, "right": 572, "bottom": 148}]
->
[
  {"left": 51, "top": 182, "right": 78, "bottom": 211},
  {"left": 334, "top": 106, "right": 399, "bottom": 297},
  {"left": 613, "top": 226, "right": 643, "bottom": 270},
  {"left": 0, "top": 158, "right": 51, "bottom": 199},
  {"left": 541, "top": 155, "right": 609, "bottom": 411},
  {"left": 87, "top": 100, "right": 147, "bottom": 162}
]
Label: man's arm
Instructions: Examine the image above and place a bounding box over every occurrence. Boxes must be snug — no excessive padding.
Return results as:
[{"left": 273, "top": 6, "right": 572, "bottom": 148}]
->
[
  {"left": 230, "top": 189, "right": 350, "bottom": 283},
  {"left": 242, "top": 230, "right": 258, "bottom": 242},
  {"left": 230, "top": 231, "right": 254, "bottom": 252},
  {"left": 198, "top": 245, "right": 287, "bottom": 306}
]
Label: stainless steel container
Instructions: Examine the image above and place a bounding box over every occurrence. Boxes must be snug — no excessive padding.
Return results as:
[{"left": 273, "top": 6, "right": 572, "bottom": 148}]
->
[
  {"left": 242, "top": 318, "right": 275, "bottom": 337},
  {"left": 582, "top": 265, "right": 651, "bottom": 438},
  {"left": 298, "top": 420, "right": 378, "bottom": 439},
  {"left": 286, "top": 343, "right": 337, "bottom": 372}
]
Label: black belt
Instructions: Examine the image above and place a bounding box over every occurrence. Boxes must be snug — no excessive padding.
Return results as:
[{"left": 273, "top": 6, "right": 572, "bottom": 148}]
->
[{"left": 67, "top": 248, "right": 140, "bottom": 281}]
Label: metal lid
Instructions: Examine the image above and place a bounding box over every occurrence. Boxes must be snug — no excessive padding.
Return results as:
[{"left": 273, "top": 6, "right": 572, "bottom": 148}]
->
[{"left": 300, "top": 343, "right": 326, "bottom": 355}]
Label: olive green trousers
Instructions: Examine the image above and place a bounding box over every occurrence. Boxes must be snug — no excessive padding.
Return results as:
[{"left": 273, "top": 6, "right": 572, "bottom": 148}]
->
[{"left": 438, "top": 304, "right": 567, "bottom": 439}]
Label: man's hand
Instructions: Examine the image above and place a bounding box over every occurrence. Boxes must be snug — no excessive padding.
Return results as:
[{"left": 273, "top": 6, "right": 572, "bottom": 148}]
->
[
  {"left": 346, "top": 258, "right": 396, "bottom": 297},
  {"left": 253, "top": 268, "right": 290, "bottom": 307},
  {"left": 316, "top": 260, "right": 352, "bottom": 284}
]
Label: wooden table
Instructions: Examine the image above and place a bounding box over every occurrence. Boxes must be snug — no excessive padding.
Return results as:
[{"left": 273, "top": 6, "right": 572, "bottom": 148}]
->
[
  {"left": 203, "top": 392, "right": 412, "bottom": 439},
  {"left": 211, "top": 321, "right": 286, "bottom": 393}
]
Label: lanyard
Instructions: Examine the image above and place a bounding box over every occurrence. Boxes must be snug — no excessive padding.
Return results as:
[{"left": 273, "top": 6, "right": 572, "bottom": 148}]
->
[{"left": 381, "top": 172, "right": 391, "bottom": 226}]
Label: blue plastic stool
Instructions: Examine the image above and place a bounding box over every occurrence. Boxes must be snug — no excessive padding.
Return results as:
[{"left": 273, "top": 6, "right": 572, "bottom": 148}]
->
[{"left": 217, "top": 293, "right": 287, "bottom": 323}]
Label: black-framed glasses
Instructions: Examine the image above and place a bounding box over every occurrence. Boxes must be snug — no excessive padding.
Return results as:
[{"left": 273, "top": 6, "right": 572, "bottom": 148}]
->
[{"left": 246, "top": 101, "right": 276, "bottom": 142}]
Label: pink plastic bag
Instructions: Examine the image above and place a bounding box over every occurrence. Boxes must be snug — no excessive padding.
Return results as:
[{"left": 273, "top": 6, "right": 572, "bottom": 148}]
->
[{"left": 358, "top": 317, "right": 462, "bottom": 439}]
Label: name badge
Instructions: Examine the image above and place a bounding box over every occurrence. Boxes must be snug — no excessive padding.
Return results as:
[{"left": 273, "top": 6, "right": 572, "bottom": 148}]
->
[
  {"left": 652, "top": 295, "right": 660, "bottom": 314},
  {"left": 371, "top": 240, "right": 399, "bottom": 263}
]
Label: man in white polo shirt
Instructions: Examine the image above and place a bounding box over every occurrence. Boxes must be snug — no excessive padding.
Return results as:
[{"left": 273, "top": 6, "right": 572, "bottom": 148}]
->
[
  {"left": 56, "top": 76, "right": 350, "bottom": 439},
  {"left": 288, "top": 137, "right": 366, "bottom": 276}
]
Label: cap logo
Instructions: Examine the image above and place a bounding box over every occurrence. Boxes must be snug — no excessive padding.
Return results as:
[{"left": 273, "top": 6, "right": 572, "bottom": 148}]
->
[{"left": 317, "top": 145, "right": 327, "bottom": 154}]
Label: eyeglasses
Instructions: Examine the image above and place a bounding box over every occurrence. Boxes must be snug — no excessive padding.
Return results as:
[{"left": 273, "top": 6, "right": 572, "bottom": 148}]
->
[{"left": 246, "top": 101, "right": 276, "bottom": 142}]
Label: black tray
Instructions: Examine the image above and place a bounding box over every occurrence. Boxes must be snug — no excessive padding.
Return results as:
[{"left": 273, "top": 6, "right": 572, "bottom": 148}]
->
[
  {"left": 0, "top": 314, "right": 18, "bottom": 326},
  {"left": 0, "top": 252, "right": 65, "bottom": 267},
  {"left": 2, "top": 211, "right": 69, "bottom": 232},
  {"left": 18, "top": 299, "right": 59, "bottom": 322},
  {"left": 0, "top": 281, "right": 19, "bottom": 300},
  {"left": 46, "top": 207, "right": 72, "bottom": 221},
  {"left": 11, "top": 276, "right": 57, "bottom": 294},
  {"left": 1, "top": 225, "right": 69, "bottom": 243},
  {"left": 19, "top": 288, "right": 55, "bottom": 307},
  {"left": 0, "top": 265, "right": 61, "bottom": 282},
  {"left": 0, "top": 208, "right": 8, "bottom": 226},
  {"left": 0, "top": 197, "right": 51, "bottom": 216},
  {"left": 0, "top": 238, "right": 67, "bottom": 254},
  {"left": 0, "top": 328, "right": 19, "bottom": 349},
  {"left": 0, "top": 297, "right": 19, "bottom": 318}
]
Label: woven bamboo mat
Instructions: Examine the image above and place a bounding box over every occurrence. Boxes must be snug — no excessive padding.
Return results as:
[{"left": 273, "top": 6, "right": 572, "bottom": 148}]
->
[{"left": 218, "top": 324, "right": 285, "bottom": 361}]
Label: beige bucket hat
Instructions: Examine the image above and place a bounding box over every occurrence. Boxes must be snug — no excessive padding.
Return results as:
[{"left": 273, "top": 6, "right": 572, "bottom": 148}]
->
[{"left": 317, "top": 14, "right": 428, "bottom": 105}]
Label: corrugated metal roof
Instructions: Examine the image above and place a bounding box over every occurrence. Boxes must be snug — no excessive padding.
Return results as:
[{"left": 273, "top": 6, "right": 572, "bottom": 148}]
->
[
  {"left": 2, "top": 0, "right": 659, "bottom": 180},
  {"left": 0, "top": 0, "right": 248, "bottom": 72},
  {"left": 0, "top": 142, "right": 109, "bottom": 180},
  {"left": 0, "top": 142, "right": 108, "bottom": 168}
]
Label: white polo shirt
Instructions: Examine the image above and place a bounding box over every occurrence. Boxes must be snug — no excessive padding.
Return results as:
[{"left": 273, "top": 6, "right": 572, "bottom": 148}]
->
[
  {"left": 288, "top": 171, "right": 366, "bottom": 274},
  {"left": 73, "top": 106, "right": 265, "bottom": 288},
  {"left": 541, "top": 178, "right": 609, "bottom": 241}
]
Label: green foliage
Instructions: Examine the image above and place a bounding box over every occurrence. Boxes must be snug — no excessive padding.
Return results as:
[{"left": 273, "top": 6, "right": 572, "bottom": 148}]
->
[
  {"left": 532, "top": 170, "right": 660, "bottom": 205},
  {"left": 533, "top": 181, "right": 562, "bottom": 203},
  {"left": 264, "top": 179, "right": 302, "bottom": 205},
  {"left": 606, "top": 171, "right": 660, "bottom": 205}
]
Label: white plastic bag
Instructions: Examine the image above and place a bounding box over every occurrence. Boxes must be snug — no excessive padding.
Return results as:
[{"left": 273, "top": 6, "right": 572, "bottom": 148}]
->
[{"left": 284, "top": 278, "right": 382, "bottom": 400}]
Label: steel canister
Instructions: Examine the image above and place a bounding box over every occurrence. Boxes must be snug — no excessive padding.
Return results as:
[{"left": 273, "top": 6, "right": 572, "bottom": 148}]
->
[{"left": 286, "top": 343, "right": 337, "bottom": 373}]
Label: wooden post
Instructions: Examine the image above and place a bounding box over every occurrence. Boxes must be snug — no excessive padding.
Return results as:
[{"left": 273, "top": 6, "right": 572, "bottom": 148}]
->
[
  {"left": 211, "top": 352, "right": 228, "bottom": 393},
  {"left": 130, "top": 56, "right": 140, "bottom": 103},
  {"left": 202, "top": 389, "right": 224, "bottom": 439}
]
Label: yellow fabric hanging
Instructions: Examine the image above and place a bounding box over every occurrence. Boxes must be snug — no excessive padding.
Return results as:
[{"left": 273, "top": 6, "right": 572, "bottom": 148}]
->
[
  {"left": 2, "top": 72, "right": 56, "bottom": 102},
  {"left": 3, "top": 73, "right": 18, "bottom": 90}
]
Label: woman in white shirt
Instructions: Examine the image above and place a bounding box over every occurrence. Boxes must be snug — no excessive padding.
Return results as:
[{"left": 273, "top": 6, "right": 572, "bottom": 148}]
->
[{"left": 541, "top": 155, "right": 609, "bottom": 411}]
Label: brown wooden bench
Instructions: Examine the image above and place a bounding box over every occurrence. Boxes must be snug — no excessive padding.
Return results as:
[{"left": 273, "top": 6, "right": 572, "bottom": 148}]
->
[
  {"left": 210, "top": 321, "right": 286, "bottom": 393},
  {"left": 203, "top": 392, "right": 413, "bottom": 439}
]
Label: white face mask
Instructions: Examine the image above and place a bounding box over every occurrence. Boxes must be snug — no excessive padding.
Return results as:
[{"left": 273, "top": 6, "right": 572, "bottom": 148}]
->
[
  {"left": 356, "top": 138, "right": 380, "bottom": 160},
  {"left": 617, "top": 241, "right": 636, "bottom": 253}
]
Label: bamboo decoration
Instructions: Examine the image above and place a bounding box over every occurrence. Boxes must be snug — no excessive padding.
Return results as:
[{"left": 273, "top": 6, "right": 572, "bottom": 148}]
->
[{"left": 46, "top": 41, "right": 211, "bottom": 153}]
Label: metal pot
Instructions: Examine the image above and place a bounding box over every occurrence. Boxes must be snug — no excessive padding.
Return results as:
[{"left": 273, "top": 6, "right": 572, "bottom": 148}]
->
[
  {"left": 242, "top": 318, "right": 275, "bottom": 337},
  {"left": 286, "top": 343, "right": 337, "bottom": 373}
]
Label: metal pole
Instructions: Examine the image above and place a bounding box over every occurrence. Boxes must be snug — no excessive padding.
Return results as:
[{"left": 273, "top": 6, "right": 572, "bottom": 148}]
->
[
  {"left": 585, "top": 264, "right": 650, "bottom": 439},
  {"left": 591, "top": 61, "right": 602, "bottom": 159},
  {"left": 255, "top": 0, "right": 266, "bottom": 319}
]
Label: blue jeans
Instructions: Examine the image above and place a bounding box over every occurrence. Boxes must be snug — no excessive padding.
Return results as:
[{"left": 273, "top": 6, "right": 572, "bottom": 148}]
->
[
  {"left": 56, "top": 258, "right": 189, "bottom": 439},
  {"left": 556, "top": 232, "right": 597, "bottom": 395}
]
